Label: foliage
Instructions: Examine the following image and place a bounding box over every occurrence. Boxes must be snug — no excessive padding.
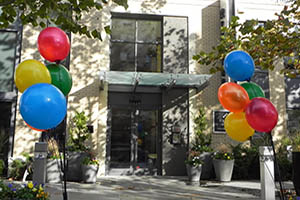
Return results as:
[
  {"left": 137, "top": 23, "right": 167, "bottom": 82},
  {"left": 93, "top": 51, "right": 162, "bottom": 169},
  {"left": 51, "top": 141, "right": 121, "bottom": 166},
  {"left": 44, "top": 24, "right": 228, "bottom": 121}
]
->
[
  {"left": 9, "top": 153, "right": 33, "bottom": 180},
  {"left": 231, "top": 144, "right": 260, "bottom": 180},
  {"left": 9, "top": 159, "right": 25, "bottom": 180},
  {"left": 192, "top": 106, "right": 213, "bottom": 153},
  {"left": 193, "top": 1, "right": 300, "bottom": 77},
  {"left": 213, "top": 151, "right": 234, "bottom": 160},
  {"left": 0, "top": 0, "right": 128, "bottom": 41},
  {"left": 0, "top": 128, "right": 9, "bottom": 159},
  {"left": 0, "top": 181, "right": 49, "bottom": 200},
  {"left": 67, "top": 111, "right": 91, "bottom": 152},
  {"left": 213, "top": 144, "right": 234, "bottom": 160},
  {"left": 231, "top": 141, "right": 292, "bottom": 180},
  {"left": 82, "top": 151, "right": 99, "bottom": 166},
  {"left": 47, "top": 138, "right": 61, "bottom": 159},
  {"left": 290, "top": 131, "right": 300, "bottom": 151},
  {"left": 0, "top": 159, "right": 5, "bottom": 176},
  {"left": 0, "top": 181, "right": 14, "bottom": 200},
  {"left": 185, "top": 150, "right": 203, "bottom": 167}
]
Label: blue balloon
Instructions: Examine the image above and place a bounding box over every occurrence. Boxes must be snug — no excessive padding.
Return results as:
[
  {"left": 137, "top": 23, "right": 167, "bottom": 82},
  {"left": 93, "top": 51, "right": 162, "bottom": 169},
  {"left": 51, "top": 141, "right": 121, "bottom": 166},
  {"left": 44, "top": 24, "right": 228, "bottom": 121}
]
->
[
  {"left": 224, "top": 50, "right": 255, "bottom": 81},
  {"left": 20, "top": 83, "right": 67, "bottom": 130}
]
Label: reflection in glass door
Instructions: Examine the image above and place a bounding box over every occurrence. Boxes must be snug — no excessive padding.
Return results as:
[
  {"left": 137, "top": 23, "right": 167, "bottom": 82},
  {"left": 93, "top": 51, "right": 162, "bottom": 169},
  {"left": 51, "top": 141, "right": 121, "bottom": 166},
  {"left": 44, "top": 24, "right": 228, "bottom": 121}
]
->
[
  {"left": 135, "top": 110, "right": 157, "bottom": 173},
  {"left": 110, "top": 108, "right": 131, "bottom": 168},
  {"left": 109, "top": 108, "right": 159, "bottom": 175}
]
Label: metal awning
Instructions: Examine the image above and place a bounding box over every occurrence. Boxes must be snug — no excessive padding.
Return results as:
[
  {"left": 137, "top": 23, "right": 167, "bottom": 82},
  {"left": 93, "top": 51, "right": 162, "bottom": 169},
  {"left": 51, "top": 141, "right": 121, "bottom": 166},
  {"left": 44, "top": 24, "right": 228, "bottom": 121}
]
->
[{"left": 99, "top": 71, "right": 211, "bottom": 91}]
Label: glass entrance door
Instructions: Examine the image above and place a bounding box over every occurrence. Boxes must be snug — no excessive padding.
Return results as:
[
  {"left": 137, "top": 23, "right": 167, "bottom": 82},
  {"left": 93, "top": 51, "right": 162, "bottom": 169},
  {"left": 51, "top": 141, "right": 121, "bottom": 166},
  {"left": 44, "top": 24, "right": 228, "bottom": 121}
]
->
[{"left": 109, "top": 108, "right": 159, "bottom": 175}]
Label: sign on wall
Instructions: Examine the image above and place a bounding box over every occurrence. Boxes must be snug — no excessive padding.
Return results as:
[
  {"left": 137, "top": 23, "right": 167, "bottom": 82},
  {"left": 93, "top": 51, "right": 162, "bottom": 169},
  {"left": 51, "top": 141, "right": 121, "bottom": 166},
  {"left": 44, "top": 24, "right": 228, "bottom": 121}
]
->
[{"left": 213, "top": 110, "right": 230, "bottom": 133}]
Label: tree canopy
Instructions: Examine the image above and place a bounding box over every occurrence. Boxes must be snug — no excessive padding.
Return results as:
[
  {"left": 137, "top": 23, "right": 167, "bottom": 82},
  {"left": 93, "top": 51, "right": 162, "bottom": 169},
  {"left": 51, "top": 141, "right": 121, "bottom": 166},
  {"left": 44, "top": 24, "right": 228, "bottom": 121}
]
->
[
  {"left": 0, "top": 0, "right": 128, "bottom": 40},
  {"left": 193, "top": 0, "right": 300, "bottom": 77}
]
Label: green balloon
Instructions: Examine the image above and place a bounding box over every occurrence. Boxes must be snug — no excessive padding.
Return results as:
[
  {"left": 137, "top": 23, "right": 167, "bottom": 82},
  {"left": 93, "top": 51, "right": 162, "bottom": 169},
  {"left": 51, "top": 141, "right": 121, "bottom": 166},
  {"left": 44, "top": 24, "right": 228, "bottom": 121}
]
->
[
  {"left": 240, "top": 82, "right": 265, "bottom": 100},
  {"left": 46, "top": 64, "right": 72, "bottom": 96}
]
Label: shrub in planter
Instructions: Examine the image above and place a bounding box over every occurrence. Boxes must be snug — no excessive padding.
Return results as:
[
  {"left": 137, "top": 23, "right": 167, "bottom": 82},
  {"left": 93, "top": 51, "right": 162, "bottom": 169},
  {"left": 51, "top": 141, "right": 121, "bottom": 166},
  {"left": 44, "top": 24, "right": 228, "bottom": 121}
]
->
[
  {"left": 67, "top": 111, "right": 91, "bottom": 182},
  {"left": 213, "top": 144, "right": 234, "bottom": 182},
  {"left": 185, "top": 149, "right": 203, "bottom": 182},
  {"left": 81, "top": 151, "right": 99, "bottom": 183},
  {"left": 8, "top": 153, "right": 33, "bottom": 181},
  {"left": 192, "top": 106, "right": 213, "bottom": 180}
]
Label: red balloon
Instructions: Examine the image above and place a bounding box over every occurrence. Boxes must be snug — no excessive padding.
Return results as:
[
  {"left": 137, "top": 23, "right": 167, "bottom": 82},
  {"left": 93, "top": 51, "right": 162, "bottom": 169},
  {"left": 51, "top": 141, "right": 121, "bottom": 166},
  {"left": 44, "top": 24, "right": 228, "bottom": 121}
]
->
[
  {"left": 245, "top": 97, "right": 278, "bottom": 132},
  {"left": 38, "top": 27, "right": 70, "bottom": 62},
  {"left": 218, "top": 82, "right": 250, "bottom": 113}
]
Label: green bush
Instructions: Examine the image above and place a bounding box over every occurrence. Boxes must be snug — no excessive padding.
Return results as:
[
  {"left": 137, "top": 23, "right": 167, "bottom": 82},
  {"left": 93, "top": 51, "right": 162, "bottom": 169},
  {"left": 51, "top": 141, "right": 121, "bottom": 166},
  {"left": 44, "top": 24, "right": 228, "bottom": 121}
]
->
[
  {"left": 67, "top": 111, "right": 91, "bottom": 152},
  {"left": 192, "top": 106, "right": 213, "bottom": 153},
  {"left": 9, "top": 159, "right": 26, "bottom": 180},
  {"left": 231, "top": 139, "right": 293, "bottom": 181},
  {"left": 9, "top": 153, "right": 33, "bottom": 181},
  {"left": 0, "top": 159, "right": 5, "bottom": 176},
  {"left": 276, "top": 136, "right": 292, "bottom": 181},
  {"left": 232, "top": 144, "right": 260, "bottom": 180}
]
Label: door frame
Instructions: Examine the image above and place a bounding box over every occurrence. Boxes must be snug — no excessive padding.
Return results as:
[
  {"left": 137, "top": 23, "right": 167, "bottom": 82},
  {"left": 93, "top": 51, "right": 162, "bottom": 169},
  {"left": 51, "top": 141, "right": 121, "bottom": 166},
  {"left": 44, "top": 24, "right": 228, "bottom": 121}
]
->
[{"left": 106, "top": 103, "right": 162, "bottom": 175}]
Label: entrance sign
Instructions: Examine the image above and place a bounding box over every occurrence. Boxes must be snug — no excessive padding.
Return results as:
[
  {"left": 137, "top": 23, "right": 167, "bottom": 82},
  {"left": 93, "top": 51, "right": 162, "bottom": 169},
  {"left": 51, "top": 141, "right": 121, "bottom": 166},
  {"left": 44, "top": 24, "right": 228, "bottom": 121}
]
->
[{"left": 213, "top": 110, "right": 230, "bottom": 133}]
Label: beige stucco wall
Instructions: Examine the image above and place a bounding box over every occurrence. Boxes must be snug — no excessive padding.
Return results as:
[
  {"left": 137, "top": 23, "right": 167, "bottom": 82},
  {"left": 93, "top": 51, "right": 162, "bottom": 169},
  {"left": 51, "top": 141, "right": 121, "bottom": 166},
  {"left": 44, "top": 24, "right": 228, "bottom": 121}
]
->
[{"left": 14, "top": 25, "right": 43, "bottom": 157}]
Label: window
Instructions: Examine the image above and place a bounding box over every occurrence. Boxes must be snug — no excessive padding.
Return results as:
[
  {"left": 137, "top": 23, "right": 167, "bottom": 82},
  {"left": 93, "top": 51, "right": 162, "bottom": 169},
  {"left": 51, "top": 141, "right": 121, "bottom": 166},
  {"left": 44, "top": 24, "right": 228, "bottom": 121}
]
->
[
  {"left": 110, "top": 14, "right": 162, "bottom": 72},
  {"left": 0, "top": 30, "right": 17, "bottom": 92},
  {"left": 251, "top": 68, "right": 270, "bottom": 99},
  {"left": 285, "top": 76, "right": 300, "bottom": 132},
  {"left": 0, "top": 6, "right": 22, "bottom": 160}
]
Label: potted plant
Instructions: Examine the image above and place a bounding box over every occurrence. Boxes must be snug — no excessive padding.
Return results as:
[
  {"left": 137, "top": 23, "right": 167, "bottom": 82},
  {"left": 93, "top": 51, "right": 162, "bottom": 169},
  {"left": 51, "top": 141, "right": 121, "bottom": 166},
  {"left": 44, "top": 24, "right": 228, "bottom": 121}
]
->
[
  {"left": 193, "top": 106, "right": 213, "bottom": 180},
  {"left": 213, "top": 144, "right": 234, "bottom": 182},
  {"left": 46, "top": 138, "right": 62, "bottom": 183},
  {"left": 291, "top": 132, "right": 300, "bottom": 196},
  {"left": 66, "top": 111, "right": 91, "bottom": 182},
  {"left": 81, "top": 151, "right": 99, "bottom": 183},
  {"left": 185, "top": 148, "right": 203, "bottom": 182}
]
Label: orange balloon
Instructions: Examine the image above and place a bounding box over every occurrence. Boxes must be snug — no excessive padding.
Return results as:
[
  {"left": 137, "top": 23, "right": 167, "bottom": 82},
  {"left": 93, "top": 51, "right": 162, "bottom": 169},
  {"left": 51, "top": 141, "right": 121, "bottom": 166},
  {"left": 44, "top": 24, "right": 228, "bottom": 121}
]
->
[
  {"left": 218, "top": 82, "right": 250, "bottom": 112},
  {"left": 25, "top": 121, "right": 46, "bottom": 132}
]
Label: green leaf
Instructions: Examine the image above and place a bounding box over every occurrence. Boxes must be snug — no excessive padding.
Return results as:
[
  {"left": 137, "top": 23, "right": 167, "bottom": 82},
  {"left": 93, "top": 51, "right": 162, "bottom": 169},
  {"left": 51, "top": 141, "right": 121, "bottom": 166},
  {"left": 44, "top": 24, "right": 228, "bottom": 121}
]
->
[
  {"left": 104, "top": 25, "right": 111, "bottom": 34},
  {"left": 39, "top": 21, "right": 46, "bottom": 28},
  {"left": 91, "top": 29, "right": 102, "bottom": 41},
  {"left": 113, "top": 0, "right": 128, "bottom": 9}
]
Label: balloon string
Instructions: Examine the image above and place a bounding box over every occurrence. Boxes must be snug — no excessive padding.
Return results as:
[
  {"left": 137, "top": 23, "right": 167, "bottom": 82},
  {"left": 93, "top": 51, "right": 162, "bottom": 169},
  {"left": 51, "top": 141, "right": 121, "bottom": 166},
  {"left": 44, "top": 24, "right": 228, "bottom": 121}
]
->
[{"left": 269, "top": 132, "right": 285, "bottom": 200}]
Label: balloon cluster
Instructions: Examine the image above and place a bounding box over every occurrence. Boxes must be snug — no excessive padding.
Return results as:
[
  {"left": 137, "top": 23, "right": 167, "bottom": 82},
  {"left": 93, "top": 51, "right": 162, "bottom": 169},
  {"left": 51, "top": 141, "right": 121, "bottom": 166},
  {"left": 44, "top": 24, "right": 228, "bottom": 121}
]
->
[
  {"left": 15, "top": 27, "right": 72, "bottom": 131},
  {"left": 218, "top": 50, "right": 278, "bottom": 142}
]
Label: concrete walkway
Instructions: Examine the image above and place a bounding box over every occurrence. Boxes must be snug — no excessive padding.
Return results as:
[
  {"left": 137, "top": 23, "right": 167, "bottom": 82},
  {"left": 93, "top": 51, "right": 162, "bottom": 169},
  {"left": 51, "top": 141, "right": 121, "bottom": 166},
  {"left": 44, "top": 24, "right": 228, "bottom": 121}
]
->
[{"left": 43, "top": 176, "right": 294, "bottom": 200}]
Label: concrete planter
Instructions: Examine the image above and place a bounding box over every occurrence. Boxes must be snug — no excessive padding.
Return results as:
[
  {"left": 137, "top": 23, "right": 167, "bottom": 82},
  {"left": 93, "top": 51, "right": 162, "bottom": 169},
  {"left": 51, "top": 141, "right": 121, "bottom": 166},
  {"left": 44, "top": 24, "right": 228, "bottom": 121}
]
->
[
  {"left": 200, "top": 152, "right": 213, "bottom": 180},
  {"left": 46, "top": 159, "right": 62, "bottom": 183},
  {"left": 213, "top": 159, "right": 234, "bottom": 182},
  {"left": 66, "top": 151, "right": 88, "bottom": 182},
  {"left": 292, "top": 152, "right": 300, "bottom": 196},
  {"left": 81, "top": 164, "right": 99, "bottom": 183},
  {"left": 186, "top": 164, "right": 202, "bottom": 182}
]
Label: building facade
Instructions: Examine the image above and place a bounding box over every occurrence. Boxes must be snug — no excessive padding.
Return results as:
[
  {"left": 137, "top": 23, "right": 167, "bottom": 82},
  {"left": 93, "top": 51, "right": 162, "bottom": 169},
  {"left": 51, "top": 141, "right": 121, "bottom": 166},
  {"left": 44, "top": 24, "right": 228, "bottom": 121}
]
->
[{"left": 0, "top": 0, "right": 295, "bottom": 176}]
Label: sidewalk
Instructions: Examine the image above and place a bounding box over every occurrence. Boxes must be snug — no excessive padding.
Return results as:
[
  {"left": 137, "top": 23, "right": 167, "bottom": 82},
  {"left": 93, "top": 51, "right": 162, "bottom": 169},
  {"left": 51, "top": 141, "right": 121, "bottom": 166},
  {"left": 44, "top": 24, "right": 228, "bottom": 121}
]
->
[{"left": 43, "top": 176, "right": 294, "bottom": 200}]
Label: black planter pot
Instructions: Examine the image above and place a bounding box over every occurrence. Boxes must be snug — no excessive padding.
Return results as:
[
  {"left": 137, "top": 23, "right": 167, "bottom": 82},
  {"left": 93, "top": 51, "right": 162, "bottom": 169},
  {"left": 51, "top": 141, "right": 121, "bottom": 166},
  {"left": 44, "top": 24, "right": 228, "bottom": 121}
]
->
[
  {"left": 66, "top": 151, "right": 88, "bottom": 182},
  {"left": 292, "top": 152, "right": 300, "bottom": 196}
]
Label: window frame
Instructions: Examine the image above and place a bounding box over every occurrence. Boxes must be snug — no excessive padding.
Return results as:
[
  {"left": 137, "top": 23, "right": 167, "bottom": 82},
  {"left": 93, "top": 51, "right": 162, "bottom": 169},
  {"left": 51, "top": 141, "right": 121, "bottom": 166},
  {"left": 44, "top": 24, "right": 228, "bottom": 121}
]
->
[
  {"left": 0, "top": 13, "right": 23, "bottom": 158},
  {"left": 110, "top": 12, "right": 163, "bottom": 72}
]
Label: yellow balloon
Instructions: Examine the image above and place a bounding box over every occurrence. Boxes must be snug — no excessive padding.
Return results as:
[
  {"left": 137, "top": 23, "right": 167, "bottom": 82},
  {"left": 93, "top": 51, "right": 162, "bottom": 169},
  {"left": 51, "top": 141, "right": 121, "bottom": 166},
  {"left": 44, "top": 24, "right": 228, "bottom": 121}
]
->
[
  {"left": 14, "top": 59, "right": 51, "bottom": 93},
  {"left": 224, "top": 112, "right": 254, "bottom": 142}
]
